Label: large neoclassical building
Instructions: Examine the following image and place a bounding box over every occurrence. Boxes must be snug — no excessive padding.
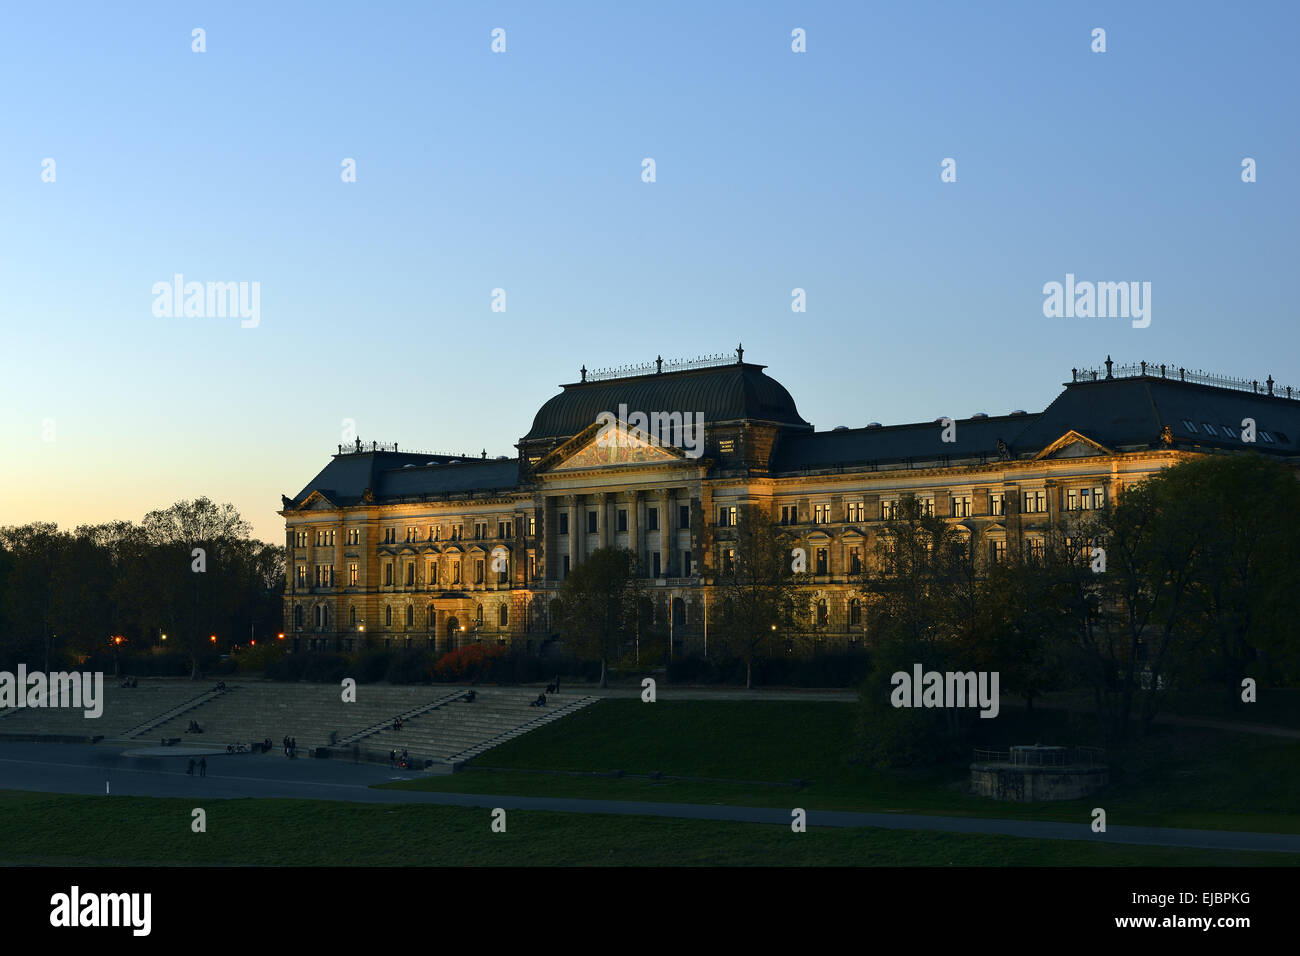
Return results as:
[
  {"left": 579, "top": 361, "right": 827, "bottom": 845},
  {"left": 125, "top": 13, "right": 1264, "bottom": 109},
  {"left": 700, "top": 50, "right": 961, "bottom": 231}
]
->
[{"left": 280, "top": 351, "right": 1299, "bottom": 656}]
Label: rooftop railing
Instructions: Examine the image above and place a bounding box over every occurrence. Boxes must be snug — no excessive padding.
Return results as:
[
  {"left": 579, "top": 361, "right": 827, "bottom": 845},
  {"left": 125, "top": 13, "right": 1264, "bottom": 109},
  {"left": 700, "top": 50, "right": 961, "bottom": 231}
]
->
[{"left": 1072, "top": 359, "right": 1298, "bottom": 400}]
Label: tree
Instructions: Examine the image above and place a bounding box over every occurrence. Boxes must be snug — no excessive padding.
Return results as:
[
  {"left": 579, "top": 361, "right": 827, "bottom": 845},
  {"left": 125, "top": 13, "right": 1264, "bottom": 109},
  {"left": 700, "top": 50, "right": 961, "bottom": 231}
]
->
[
  {"left": 712, "top": 504, "right": 806, "bottom": 689},
  {"left": 555, "top": 547, "right": 638, "bottom": 688}
]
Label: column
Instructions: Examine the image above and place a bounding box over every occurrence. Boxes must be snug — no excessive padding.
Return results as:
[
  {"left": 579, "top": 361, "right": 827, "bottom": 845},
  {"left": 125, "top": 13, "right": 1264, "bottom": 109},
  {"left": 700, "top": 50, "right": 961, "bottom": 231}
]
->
[
  {"left": 567, "top": 495, "right": 579, "bottom": 575},
  {"left": 629, "top": 491, "right": 640, "bottom": 575}
]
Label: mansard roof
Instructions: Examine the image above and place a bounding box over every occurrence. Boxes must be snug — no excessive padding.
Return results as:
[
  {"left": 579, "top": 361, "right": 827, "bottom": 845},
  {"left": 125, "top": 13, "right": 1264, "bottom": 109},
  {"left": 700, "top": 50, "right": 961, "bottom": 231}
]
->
[
  {"left": 284, "top": 452, "right": 520, "bottom": 510},
  {"left": 522, "top": 361, "right": 811, "bottom": 442}
]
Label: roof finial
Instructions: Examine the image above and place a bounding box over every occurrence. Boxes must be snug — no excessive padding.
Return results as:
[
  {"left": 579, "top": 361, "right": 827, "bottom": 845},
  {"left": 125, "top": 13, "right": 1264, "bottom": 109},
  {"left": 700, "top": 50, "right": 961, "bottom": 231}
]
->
[
  {"left": 656, "top": 355, "right": 663, "bottom": 374},
  {"left": 737, "top": 342, "right": 744, "bottom": 364},
  {"left": 1105, "top": 356, "right": 1114, "bottom": 379},
  {"left": 1267, "top": 374, "right": 1275, "bottom": 395},
  {"left": 481, "top": 449, "right": 487, "bottom": 459},
  {"left": 580, "top": 365, "right": 587, "bottom": 383}
]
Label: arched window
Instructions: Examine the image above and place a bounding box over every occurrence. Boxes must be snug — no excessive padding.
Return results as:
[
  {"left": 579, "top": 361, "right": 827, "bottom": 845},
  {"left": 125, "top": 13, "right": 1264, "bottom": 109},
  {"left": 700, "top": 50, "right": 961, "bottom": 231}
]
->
[
  {"left": 498, "top": 604, "right": 508, "bottom": 626},
  {"left": 428, "top": 605, "right": 436, "bottom": 628},
  {"left": 323, "top": 605, "right": 330, "bottom": 628},
  {"left": 385, "top": 605, "right": 392, "bottom": 627},
  {"left": 475, "top": 603, "right": 484, "bottom": 625},
  {"left": 816, "top": 599, "right": 828, "bottom": 626},
  {"left": 406, "top": 604, "right": 414, "bottom": 627},
  {"left": 349, "top": 605, "right": 357, "bottom": 624},
  {"left": 294, "top": 605, "right": 303, "bottom": 627},
  {"left": 849, "top": 598, "right": 861, "bottom": 626},
  {"left": 314, "top": 605, "right": 322, "bottom": 627}
]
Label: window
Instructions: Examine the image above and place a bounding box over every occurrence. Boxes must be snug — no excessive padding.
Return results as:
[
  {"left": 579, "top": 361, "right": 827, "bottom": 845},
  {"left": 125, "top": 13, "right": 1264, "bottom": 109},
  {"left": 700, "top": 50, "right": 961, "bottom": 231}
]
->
[
  {"left": 497, "top": 558, "right": 508, "bottom": 584},
  {"left": 881, "top": 499, "right": 899, "bottom": 520},
  {"left": 781, "top": 505, "right": 798, "bottom": 525},
  {"left": 428, "top": 560, "right": 437, "bottom": 586},
  {"left": 475, "top": 560, "right": 485, "bottom": 584},
  {"left": 431, "top": 525, "right": 440, "bottom": 541},
  {"left": 385, "top": 605, "right": 392, "bottom": 626},
  {"left": 618, "top": 509, "right": 628, "bottom": 532},
  {"left": 845, "top": 502, "right": 865, "bottom": 523},
  {"left": 679, "top": 504, "right": 690, "bottom": 529},
  {"left": 314, "top": 605, "right": 322, "bottom": 627},
  {"left": 295, "top": 531, "right": 307, "bottom": 548},
  {"left": 990, "top": 493, "right": 1005, "bottom": 516},
  {"left": 452, "top": 524, "right": 463, "bottom": 541},
  {"left": 816, "top": 548, "right": 828, "bottom": 574},
  {"left": 951, "top": 495, "right": 972, "bottom": 518},
  {"left": 294, "top": 605, "right": 303, "bottom": 627},
  {"left": 528, "top": 516, "right": 536, "bottom": 536},
  {"left": 816, "top": 599, "right": 828, "bottom": 626},
  {"left": 1027, "top": 539, "right": 1046, "bottom": 563},
  {"left": 498, "top": 520, "right": 512, "bottom": 539},
  {"left": 813, "top": 504, "right": 829, "bottom": 524},
  {"left": 475, "top": 521, "right": 487, "bottom": 540},
  {"left": 918, "top": 497, "right": 935, "bottom": 517},
  {"left": 406, "top": 605, "right": 414, "bottom": 627},
  {"left": 647, "top": 507, "right": 659, "bottom": 531},
  {"left": 499, "top": 605, "right": 509, "bottom": 627},
  {"left": 849, "top": 546, "right": 862, "bottom": 574},
  {"left": 719, "top": 506, "right": 736, "bottom": 527},
  {"left": 296, "top": 566, "right": 306, "bottom": 588},
  {"left": 384, "top": 528, "right": 396, "bottom": 544},
  {"left": 558, "top": 513, "right": 569, "bottom": 535},
  {"left": 1067, "top": 486, "right": 1106, "bottom": 511},
  {"left": 587, "top": 511, "right": 598, "bottom": 534},
  {"left": 652, "top": 552, "right": 661, "bottom": 577},
  {"left": 348, "top": 563, "right": 358, "bottom": 587},
  {"left": 990, "top": 540, "right": 1007, "bottom": 563},
  {"left": 405, "top": 563, "right": 415, "bottom": 587},
  {"left": 346, "top": 528, "right": 360, "bottom": 546},
  {"left": 1022, "top": 490, "right": 1046, "bottom": 514},
  {"left": 562, "top": 555, "right": 570, "bottom": 579},
  {"left": 452, "top": 562, "right": 461, "bottom": 584},
  {"left": 528, "top": 554, "right": 537, "bottom": 582},
  {"left": 849, "top": 598, "right": 862, "bottom": 626},
  {"left": 406, "top": 526, "right": 417, "bottom": 542},
  {"left": 350, "top": 605, "right": 357, "bottom": 625},
  {"left": 721, "top": 549, "right": 735, "bottom": 574},
  {"left": 475, "top": 604, "right": 484, "bottom": 626},
  {"left": 316, "top": 564, "right": 333, "bottom": 587},
  {"left": 682, "top": 551, "right": 692, "bottom": 576},
  {"left": 384, "top": 563, "right": 393, "bottom": 586}
]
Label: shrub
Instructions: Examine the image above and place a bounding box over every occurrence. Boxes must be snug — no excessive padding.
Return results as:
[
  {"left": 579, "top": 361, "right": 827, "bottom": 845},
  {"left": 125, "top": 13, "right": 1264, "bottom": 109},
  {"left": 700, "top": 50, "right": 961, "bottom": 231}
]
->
[{"left": 432, "top": 644, "right": 509, "bottom": 682}]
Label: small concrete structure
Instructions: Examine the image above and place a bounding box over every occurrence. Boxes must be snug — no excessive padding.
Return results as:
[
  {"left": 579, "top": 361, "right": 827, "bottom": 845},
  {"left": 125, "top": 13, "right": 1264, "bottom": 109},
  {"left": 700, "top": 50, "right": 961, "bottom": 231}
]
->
[{"left": 970, "top": 745, "right": 1107, "bottom": 801}]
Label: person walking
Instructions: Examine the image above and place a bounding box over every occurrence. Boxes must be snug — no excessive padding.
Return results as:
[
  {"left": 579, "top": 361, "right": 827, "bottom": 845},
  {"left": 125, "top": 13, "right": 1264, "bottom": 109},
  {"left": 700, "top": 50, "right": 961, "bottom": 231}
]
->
[{"left": 198, "top": 757, "right": 207, "bottom": 777}]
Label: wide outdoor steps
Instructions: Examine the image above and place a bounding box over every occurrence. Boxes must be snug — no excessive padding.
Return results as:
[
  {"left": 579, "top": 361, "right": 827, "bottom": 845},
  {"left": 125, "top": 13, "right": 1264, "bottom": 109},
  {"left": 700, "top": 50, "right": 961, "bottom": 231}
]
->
[
  {"left": 0, "top": 680, "right": 214, "bottom": 738},
  {"left": 0, "top": 679, "right": 598, "bottom": 764}
]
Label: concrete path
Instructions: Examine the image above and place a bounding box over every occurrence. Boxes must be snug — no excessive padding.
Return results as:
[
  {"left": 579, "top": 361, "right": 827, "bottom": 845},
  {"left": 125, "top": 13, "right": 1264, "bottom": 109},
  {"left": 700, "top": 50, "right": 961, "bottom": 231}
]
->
[{"left": 2, "top": 742, "right": 1296, "bottom": 854}]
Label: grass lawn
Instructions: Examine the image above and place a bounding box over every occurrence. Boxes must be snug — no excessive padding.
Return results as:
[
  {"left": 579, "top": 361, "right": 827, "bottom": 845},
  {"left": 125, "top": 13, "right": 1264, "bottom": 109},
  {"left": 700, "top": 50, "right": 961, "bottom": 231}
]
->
[
  {"left": 0, "top": 790, "right": 1292, "bottom": 866},
  {"left": 380, "top": 700, "right": 1300, "bottom": 835}
]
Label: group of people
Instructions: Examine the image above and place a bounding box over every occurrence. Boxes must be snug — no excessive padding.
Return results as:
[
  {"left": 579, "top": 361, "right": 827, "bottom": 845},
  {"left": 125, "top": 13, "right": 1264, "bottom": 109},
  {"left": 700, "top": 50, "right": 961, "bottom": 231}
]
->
[
  {"left": 389, "top": 748, "right": 411, "bottom": 769},
  {"left": 283, "top": 735, "right": 297, "bottom": 758},
  {"left": 212, "top": 681, "right": 228, "bottom": 693},
  {"left": 186, "top": 757, "right": 207, "bottom": 777},
  {"left": 184, "top": 720, "right": 203, "bottom": 734},
  {"left": 119, "top": 677, "right": 138, "bottom": 688},
  {"left": 529, "top": 692, "right": 548, "bottom": 707},
  {"left": 391, "top": 716, "right": 404, "bottom": 731}
]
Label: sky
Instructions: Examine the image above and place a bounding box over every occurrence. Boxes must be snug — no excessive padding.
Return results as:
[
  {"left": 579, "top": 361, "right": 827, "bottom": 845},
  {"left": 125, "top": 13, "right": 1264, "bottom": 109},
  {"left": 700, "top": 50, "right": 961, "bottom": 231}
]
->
[{"left": 1, "top": 1, "right": 1296, "bottom": 544}]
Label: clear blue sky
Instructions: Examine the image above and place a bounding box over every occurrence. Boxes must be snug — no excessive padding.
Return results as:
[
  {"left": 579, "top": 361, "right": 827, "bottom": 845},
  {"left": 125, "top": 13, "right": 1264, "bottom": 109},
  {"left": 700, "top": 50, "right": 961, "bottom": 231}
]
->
[{"left": 2, "top": 1, "right": 1296, "bottom": 543}]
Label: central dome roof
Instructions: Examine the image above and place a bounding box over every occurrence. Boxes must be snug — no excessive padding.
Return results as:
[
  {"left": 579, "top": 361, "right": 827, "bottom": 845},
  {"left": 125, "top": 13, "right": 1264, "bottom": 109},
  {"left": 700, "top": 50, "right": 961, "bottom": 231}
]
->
[{"left": 522, "top": 362, "right": 810, "bottom": 441}]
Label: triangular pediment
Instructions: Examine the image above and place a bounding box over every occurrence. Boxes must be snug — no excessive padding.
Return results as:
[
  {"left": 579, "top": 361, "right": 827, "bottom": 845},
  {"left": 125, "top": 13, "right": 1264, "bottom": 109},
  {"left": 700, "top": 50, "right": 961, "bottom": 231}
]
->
[
  {"left": 1035, "top": 430, "right": 1114, "bottom": 461},
  {"left": 542, "top": 420, "right": 689, "bottom": 472},
  {"left": 298, "top": 490, "right": 338, "bottom": 510}
]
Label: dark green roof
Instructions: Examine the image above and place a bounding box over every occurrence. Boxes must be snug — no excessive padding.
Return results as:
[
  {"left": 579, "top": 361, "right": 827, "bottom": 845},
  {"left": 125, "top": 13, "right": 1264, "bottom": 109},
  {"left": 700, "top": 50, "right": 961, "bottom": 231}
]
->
[{"left": 522, "top": 362, "right": 810, "bottom": 441}]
